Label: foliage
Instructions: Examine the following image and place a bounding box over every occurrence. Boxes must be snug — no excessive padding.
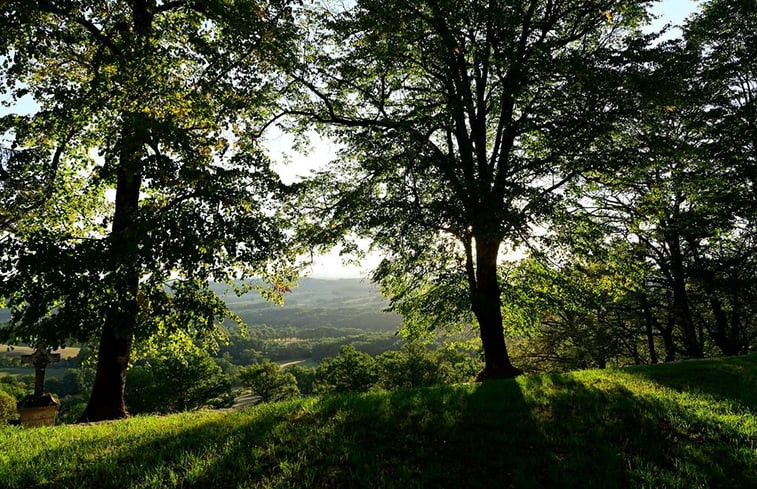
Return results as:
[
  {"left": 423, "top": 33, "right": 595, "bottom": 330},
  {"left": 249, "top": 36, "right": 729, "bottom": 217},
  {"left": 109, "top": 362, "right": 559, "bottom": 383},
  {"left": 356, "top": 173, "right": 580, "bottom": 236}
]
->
[
  {"left": 0, "top": 375, "right": 33, "bottom": 401},
  {"left": 313, "top": 345, "right": 378, "bottom": 394},
  {"left": 237, "top": 360, "right": 299, "bottom": 404},
  {"left": 375, "top": 342, "right": 479, "bottom": 389},
  {"left": 295, "top": 0, "right": 652, "bottom": 377},
  {"left": 1, "top": 355, "right": 755, "bottom": 488},
  {"left": 285, "top": 365, "right": 317, "bottom": 395},
  {"left": 125, "top": 349, "right": 232, "bottom": 414},
  {"left": 217, "top": 327, "right": 402, "bottom": 366},
  {"left": 501, "top": 254, "right": 653, "bottom": 372},
  {"left": 0, "top": 389, "right": 16, "bottom": 425}
]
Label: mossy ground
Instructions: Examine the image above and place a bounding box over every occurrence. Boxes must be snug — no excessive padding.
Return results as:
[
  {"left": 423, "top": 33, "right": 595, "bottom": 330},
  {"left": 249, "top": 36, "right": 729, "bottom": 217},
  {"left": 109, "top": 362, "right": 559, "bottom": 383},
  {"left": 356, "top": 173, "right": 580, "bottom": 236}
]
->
[{"left": 1, "top": 355, "right": 755, "bottom": 488}]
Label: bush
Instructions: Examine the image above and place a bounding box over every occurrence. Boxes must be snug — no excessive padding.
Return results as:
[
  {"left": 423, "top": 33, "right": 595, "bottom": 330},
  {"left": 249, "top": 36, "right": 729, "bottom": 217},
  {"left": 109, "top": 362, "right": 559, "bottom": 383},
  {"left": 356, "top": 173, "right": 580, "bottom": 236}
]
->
[
  {"left": 238, "top": 360, "right": 299, "bottom": 403},
  {"left": 0, "top": 375, "right": 33, "bottom": 400},
  {"left": 313, "top": 345, "right": 378, "bottom": 394},
  {"left": 376, "top": 343, "right": 438, "bottom": 389},
  {"left": 57, "top": 394, "right": 88, "bottom": 425},
  {"left": 0, "top": 389, "right": 17, "bottom": 425},
  {"left": 285, "top": 365, "right": 317, "bottom": 395}
]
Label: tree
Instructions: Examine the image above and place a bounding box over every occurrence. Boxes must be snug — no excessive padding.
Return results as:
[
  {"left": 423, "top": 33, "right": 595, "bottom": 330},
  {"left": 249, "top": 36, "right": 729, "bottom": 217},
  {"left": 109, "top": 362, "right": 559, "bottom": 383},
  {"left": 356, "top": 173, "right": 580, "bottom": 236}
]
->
[
  {"left": 0, "top": 0, "right": 299, "bottom": 420},
  {"left": 238, "top": 360, "right": 299, "bottom": 403},
  {"left": 0, "top": 389, "right": 16, "bottom": 425},
  {"left": 313, "top": 345, "right": 377, "bottom": 394},
  {"left": 295, "top": 0, "right": 650, "bottom": 378},
  {"left": 125, "top": 348, "right": 232, "bottom": 413},
  {"left": 557, "top": 9, "right": 757, "bottom": 360},
  {"left": 683, "top": 0, "right": 757, "bottom": 355}
]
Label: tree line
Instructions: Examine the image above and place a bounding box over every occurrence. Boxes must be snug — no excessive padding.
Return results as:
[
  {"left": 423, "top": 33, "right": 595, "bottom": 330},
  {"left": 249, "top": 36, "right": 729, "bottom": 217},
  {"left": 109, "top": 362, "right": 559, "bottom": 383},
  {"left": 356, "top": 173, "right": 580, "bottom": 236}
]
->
[{"left": 0, "top": 0, "right": 754, "bottom": 420}]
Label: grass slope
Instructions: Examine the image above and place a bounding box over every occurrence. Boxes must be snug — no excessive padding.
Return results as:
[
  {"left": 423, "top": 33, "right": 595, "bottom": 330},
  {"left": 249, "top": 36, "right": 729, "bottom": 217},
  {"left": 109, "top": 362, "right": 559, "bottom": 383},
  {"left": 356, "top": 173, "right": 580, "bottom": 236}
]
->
[{"left": 1, "top": 355, "right": 755, "bottom": 489}]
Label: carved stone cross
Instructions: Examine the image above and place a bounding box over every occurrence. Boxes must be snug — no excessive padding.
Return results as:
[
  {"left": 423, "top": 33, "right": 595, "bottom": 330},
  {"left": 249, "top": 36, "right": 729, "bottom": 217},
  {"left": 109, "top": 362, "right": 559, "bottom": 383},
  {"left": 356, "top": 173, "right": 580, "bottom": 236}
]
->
[{"left": 21, "top": 345, "right": 61, "bottom": 397}]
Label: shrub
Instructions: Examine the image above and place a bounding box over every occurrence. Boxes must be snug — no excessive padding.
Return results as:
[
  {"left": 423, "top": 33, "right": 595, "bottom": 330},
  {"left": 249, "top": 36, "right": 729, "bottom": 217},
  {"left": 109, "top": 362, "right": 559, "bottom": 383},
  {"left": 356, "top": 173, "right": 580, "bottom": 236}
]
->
[
  {"left": 125, "top": 349, "right": 232, "bottom": 414},
  {"left": 0, "top": 389, "right": 17, "bottom": 425},
  {"left": 238, "top": 360, "right": 299, "bottom": 403}
]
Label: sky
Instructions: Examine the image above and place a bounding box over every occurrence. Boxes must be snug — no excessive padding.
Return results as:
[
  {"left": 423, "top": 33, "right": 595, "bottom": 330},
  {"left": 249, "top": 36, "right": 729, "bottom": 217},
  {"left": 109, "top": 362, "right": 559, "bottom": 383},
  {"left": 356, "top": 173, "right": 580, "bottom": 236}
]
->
[{"left": 1, "top": 0, "right": 703, "bottom": 279}]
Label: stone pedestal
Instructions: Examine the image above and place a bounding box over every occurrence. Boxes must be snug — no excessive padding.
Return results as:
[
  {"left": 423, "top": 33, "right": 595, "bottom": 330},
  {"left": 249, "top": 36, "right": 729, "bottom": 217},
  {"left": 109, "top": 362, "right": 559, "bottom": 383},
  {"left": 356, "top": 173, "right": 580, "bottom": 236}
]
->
[{"left": 17, "top": 393, "right": 60, "bottom": 427}]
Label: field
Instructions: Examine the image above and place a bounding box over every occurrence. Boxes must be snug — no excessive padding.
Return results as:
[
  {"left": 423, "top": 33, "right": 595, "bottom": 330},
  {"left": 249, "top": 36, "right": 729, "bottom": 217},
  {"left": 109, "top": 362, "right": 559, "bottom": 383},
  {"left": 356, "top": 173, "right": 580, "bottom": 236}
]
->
[
  {"left": 0, "top": 344, "right": 81, "bottom": 359},
  {"left": 1, "top": 355, "right": 755, "bottom": 489}
]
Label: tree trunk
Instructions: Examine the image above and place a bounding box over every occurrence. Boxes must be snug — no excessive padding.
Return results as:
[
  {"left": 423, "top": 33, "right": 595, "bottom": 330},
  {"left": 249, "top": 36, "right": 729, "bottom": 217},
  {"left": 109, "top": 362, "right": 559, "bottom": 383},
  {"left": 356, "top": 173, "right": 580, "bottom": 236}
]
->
[
  {"left": 79, "top": 0, "right": 152, "bottom": 423},
  {"left": 640, "top": 292, "right": 658, "bottom": 364},
  {"left": 658, "top": 315, "right": 676, "bottom": 363},
  {"left": 667, "top": 234, "right": 702, "bottom": 358},
  {"left": 467, "top": 236, "right": 521, "bottom": 380},
  {"left": 79, "top": 121, "right": 143, "bottom": 422}
]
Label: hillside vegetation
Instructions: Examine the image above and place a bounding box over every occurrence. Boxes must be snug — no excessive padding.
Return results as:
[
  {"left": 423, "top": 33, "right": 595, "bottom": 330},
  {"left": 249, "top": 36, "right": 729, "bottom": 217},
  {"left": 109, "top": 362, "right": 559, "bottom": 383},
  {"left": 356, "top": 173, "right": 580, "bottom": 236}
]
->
[{"left": 1, "top": 355, "right": 755, "bottom": 488}]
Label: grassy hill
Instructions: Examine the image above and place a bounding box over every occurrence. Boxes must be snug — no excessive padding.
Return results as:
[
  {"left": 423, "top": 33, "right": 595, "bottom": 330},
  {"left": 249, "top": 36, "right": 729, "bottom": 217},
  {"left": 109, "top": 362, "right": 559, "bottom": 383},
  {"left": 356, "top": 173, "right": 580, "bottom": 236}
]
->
[{"left": 1, "top": 355, "right": 755, "bottom": 489}]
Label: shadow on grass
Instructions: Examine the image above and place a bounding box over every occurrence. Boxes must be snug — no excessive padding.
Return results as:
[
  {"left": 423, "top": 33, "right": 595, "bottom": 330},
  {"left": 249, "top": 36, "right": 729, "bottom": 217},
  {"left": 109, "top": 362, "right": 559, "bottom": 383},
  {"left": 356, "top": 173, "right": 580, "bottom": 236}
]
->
[
  {"left": 5, "top": 368, "right": 756, "bottom": 488},
  {"left": 521, "top": 372, "right": 757, "bottom": 489},
  {"left": 623, "top": 354, "right": 757, "bottom": 409},
  {"left": 5, "top": 406, "right": 294, "bottom": 489}
]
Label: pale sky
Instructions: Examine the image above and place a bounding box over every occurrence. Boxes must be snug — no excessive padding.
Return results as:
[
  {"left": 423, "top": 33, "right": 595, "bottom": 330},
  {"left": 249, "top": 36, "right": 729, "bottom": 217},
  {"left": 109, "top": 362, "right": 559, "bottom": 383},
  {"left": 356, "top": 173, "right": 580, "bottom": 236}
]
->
[{"left": 1, "top": 0, "right": 702, "bottom": 279}]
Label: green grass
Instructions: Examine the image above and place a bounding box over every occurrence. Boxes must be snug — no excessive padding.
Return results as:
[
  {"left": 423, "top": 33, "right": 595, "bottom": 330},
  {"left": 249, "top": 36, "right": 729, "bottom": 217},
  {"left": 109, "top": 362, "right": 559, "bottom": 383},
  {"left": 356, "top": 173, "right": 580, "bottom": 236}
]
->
[{"left": 1, "top": 355, "right": 756, "bottom": 489}]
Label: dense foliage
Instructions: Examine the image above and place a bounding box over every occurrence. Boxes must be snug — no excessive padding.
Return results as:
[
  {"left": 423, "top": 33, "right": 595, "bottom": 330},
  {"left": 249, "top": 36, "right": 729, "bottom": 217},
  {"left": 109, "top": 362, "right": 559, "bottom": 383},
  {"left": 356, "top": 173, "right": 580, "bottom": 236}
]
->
[
  {"left": 0, "top": 0, "right": 301, "bottom": 420},
  {"left": 0, "top": 389, "right": 15, "bottom": 425}
]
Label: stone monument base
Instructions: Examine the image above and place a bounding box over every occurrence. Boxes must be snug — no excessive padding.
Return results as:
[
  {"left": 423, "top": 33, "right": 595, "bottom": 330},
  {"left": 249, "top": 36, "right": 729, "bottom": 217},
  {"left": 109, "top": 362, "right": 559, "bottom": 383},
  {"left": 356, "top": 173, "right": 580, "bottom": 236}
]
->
[{"left": 17, "top": 393, "right": 60, "bottom": 427}]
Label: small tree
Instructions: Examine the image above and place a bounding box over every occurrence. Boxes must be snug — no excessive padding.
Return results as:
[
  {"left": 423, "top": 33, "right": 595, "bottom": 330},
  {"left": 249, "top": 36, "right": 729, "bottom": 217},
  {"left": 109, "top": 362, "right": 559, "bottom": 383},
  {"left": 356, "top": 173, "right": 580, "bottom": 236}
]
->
[
  {"left": 313, "top": 345, "right": 378, "bottom": 394},
  {"left": 238, "top": 360, "right": 299, "bottom": 404},
  {"left": 125, "top": 348, "right": 232, "bottom": 414}
]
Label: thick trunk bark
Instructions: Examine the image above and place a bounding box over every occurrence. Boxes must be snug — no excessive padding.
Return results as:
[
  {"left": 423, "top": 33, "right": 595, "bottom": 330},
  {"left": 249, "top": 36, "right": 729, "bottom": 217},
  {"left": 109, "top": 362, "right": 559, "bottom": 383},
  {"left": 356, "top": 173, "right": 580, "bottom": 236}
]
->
[
  {"left": 467, "top": 237, "right": 521, "bottom": 380},
  {"left": 658, "top": 316, "right": 676, "bottom": 363},
  {"left": 706, "top": 287, "right": 740, "bottom": 356},
  {"left": 80, "top": 122, "right": 143, "bottom": 422},
  {"left": 79, "top": 1, "right": 152, "bottom": 423}
]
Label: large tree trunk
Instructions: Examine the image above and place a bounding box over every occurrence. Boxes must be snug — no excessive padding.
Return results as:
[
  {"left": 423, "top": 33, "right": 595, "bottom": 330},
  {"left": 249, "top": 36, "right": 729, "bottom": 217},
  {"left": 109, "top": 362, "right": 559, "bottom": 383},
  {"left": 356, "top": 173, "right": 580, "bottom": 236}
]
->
[
  {"left": 467, "top": 236, "right": 522, "bottom": 380},
  {"left": 79, "top": 0, "right": 152, "bottom": 423},
  {"left": 79, "top": 121, "right": 144, "bottom": 422}
]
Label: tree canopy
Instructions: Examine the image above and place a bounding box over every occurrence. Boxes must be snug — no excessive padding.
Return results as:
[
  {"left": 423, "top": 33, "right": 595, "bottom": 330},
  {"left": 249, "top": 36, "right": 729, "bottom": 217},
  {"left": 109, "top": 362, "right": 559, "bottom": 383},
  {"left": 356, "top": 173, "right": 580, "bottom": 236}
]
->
[
  {"left": 0, "top": 0, "right": 301, "bottom": 420},
  {"left": 294, "top": 0, "right": 652, "bottom": 378}
]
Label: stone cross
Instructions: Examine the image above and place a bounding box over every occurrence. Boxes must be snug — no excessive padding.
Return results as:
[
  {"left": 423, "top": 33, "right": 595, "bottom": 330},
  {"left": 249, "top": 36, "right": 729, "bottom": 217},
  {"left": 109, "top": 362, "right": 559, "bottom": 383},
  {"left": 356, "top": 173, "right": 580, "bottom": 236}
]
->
[{"left": 21, "top": 345, "right": 61, "bottom": 397}]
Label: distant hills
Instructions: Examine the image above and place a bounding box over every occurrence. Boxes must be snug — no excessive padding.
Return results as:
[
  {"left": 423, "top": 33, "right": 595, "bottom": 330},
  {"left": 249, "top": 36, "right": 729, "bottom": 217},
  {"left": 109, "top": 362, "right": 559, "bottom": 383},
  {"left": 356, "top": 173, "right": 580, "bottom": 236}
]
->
[
  {"left": 221, "top": 278, "right": 401, "bottom": 331},
  {"left": 0, "top": 278, "right": 402, "bottom": 332}
]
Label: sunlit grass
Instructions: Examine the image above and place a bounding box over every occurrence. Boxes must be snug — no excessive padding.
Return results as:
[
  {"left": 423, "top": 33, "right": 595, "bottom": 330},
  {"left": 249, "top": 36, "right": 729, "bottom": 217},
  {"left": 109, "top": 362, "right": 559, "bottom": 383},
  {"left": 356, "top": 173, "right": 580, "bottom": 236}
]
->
[{"left": 1, "top": 355, "right": 755, "bottom": 488}]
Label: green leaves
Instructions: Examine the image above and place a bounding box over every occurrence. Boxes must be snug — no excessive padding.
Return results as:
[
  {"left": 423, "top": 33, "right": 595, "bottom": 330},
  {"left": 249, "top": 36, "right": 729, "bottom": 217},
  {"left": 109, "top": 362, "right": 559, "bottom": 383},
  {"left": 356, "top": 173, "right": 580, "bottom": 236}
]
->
[{"left": 0, "top": 1, "right": 302, "bottom": 356}]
